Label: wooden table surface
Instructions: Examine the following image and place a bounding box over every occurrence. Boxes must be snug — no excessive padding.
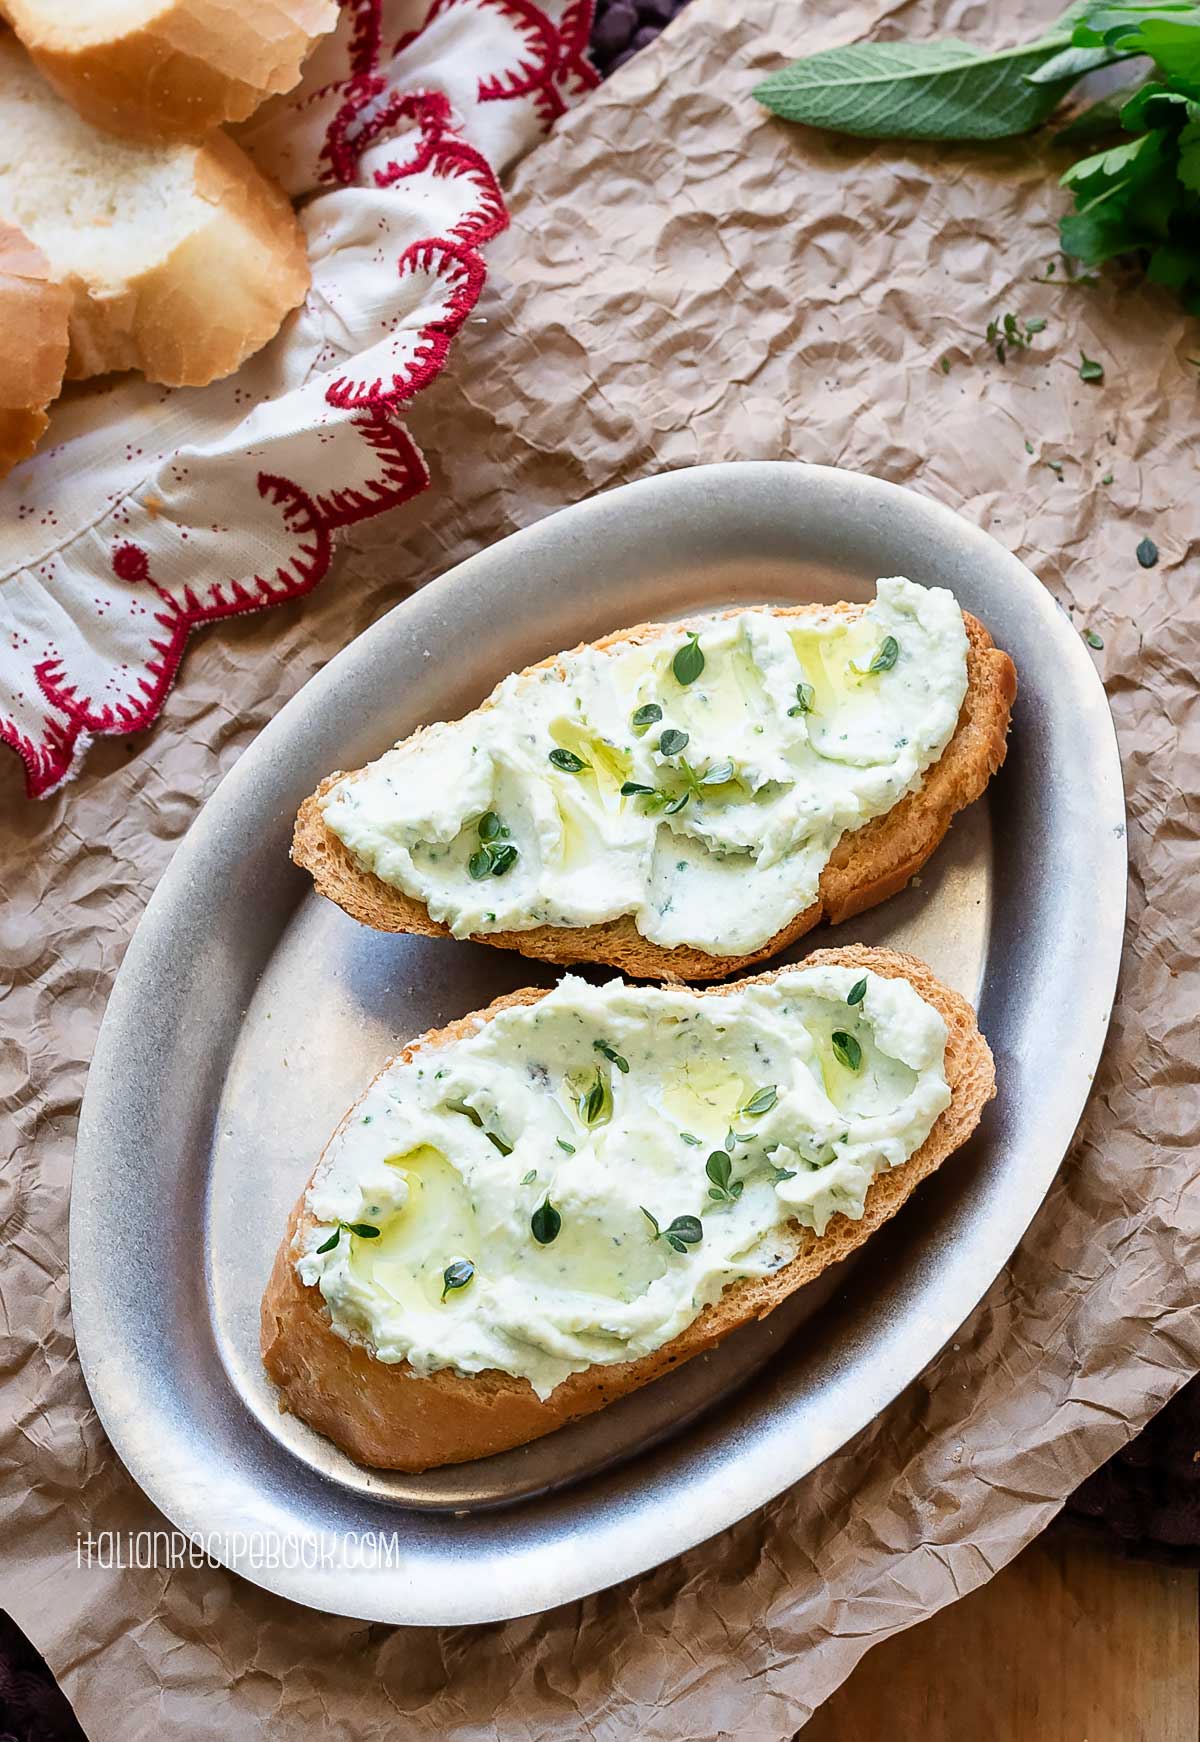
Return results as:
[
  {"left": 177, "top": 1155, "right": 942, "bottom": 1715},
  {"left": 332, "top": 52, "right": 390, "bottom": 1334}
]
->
[{"left": 805, "top": 1535, "right": 1198, "bottom": 1741}]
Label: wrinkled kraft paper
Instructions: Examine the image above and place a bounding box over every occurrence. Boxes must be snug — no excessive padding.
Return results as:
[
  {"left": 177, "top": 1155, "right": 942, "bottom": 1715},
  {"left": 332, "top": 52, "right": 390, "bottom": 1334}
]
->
[{"left": 2, "top": 0, "right": 1199, "bottom": 1735}]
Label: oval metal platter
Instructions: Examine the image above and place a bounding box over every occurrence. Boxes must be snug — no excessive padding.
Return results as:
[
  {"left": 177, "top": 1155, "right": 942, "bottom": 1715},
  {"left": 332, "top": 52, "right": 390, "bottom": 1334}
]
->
[{"left": 72, "top": 463, "right": 1126, "bottom": 1625}]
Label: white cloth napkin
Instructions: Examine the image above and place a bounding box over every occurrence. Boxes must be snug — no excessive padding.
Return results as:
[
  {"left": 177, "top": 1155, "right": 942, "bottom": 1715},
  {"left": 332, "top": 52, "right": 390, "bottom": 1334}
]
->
[{"left": 0, "top": 0, "right": 595, "bottom": 797}]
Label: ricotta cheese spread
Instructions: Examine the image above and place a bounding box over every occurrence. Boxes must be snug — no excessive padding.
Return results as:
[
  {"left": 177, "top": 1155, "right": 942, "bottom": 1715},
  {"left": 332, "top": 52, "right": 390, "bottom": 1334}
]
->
[
  {"left": 297, "top": 966, "right": 952, "bottom": 1399},
  {"left": 319, "top": 577, "right": 970, "bottom": 957}
]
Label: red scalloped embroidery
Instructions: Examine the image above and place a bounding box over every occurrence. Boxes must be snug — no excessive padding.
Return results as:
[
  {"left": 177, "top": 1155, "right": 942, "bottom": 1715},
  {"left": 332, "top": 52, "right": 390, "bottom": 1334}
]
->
[{"left": 0, "top": 0, "right": 596, "bottom": 798}]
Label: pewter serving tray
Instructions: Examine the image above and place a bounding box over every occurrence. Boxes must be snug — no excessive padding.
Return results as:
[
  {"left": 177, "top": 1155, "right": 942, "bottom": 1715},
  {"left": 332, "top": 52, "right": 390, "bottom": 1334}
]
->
[{"left": 72, "top": 463, "right": 1126, "bottom": 1625}]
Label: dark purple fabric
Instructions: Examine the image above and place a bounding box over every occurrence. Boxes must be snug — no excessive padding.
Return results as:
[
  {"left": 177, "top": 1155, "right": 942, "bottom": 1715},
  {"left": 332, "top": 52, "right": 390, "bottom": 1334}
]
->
[
  {"left": 0, "top": 1612, "right": 89, "bottom": 1742},
  {"left": 589, "top": 0, "right": 692, "bottom": 75}
]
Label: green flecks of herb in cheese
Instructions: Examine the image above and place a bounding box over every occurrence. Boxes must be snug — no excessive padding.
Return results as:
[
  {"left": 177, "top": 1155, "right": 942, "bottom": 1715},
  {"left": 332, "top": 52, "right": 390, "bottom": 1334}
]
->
[
  {"left": 768, "top": 1163, "right": 798, "bottom": 1183},
  {"left": 531, "top": 1199, "right": 561, "bottom": 1245},
  {"left": 672, "top": 633, "right": 705, "bottom": 686},
  {"left": 594, "top": 1039, "right": 630, "bottom": 1074},
  {"left": 631, "top": 702, "right": 662, "bottom": 735},
  {"left": 548, "top": 747, "right": 588, "bottom": 773},
  {"left": 788, "top": 681, "right": 815, "bottom": 717},
  {"left": 831, "top": 1031, "right": 863, "bottom": 1071},
  {"left": 641, "top": 1207, "right": 704, "bottom": 1254},
  {"left": 441, "top": 1258, "right": 475, "bottom": 1301},
  {"left": 705, "top": 1151, "right": 744, "bottom": 1204}
]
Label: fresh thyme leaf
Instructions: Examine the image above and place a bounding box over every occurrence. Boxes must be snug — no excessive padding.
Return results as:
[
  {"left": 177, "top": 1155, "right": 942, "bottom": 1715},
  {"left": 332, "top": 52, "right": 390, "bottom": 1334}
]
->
[
  {"left": 316, "top": 1227, "right": 341, "bottom": 1254},
  {"left": 831, "top": 1031, "right": 863, "bottom": 1072},
  {"left": 680, "top": 1131, "right": 701, "bottom": 1145},
  {"left": 663, "top": 792, "right": 690, "bottom": 815},
  {"left": 1083, "top": 627, "right": 1104, "bottom": 649},
  {"left": 522, "top": 1168, "right": 538, "bottom": 1183},
  {"left": 581, "top": 1069, "right": 608, "bottom": 1125},
  {"left": 847, "top": 977, "right": 868, "bottom": 1006},
  {"left": 594, "top": 1039, "right": 630, "bottom": 1073},
  {"left": 864, "top": 634, "right": 900, "bottom": 674},
  {"left": 663, "top": 1215, "right": 703, "bottom": 1253},
  {"left": 699, "top": 759, "right": 735, "bottom": 787},
  {"left": 548, "top": 747, "right": 588, "bottom": 773},
  {"left": 467, "top": 848, "right": 493, "bottom": 881},
  {"left": 631, "top": 702, "right": 663, "bottom": 734},
  {"left": 555, "top": 1140, "right": 574, "bottom": 1155},
  {"left": 641, "top": 1205, "right": 661, "bottom": 1237},
  {"left": 620, "top": 780, "right": 655, "bottom": 796},
  {"left": 345, "top": 1222, "right": 381, "bottom": 1239},
  {"left": 1078, "top": 350, "right": 1105, "bottom": 382},
  {"left": 1136, "top": 536, "right": 1159, "bottom": 569},
  {"left": 1045, "top": 458, "right": 1064, "bottom": 478},
  {"left": 1024, "top": 316, "right": 1047, "bottom": 334},
  {"left": 658, "top": 728, "right": 690, "bottom": 756},
  {"left": 488, "top": 842, "right": 518, "bottom": 877},
  {"left": 441, "top": 1258, "right": 474, "bottom": 1301},
  {"left": 706, "top": 1151, "right": 732, "bottom": 1190},
  {"left": 477, "top": 810, "right": 501, "bottom": 841},
  {"left": 706, "top": 1152, "right": 747, "bottom": 1203},
  {"left": 742, "top": 1085, "right": 778, "bottom": 1117},
  {"left": 789, "top": 681, "right": 815, "bottom": 717},
  {"left": 531, "top": 1199, "right": 561, "bottom": 1245},
  {"left": 769, "top": 1164, "right": 798, "bottom": 1183},
  {"left": 672, "top": 633, "right": 705, "bottom": 685},
  {"left": 724, "top": 1129, "right": 735, "bottom": 1153},
  {"left": 485, "top": 1130, "right": 513, "bottom": 1156},
  {"left": 1101, "top": 471, "right": 1114, "bottom": 485}
]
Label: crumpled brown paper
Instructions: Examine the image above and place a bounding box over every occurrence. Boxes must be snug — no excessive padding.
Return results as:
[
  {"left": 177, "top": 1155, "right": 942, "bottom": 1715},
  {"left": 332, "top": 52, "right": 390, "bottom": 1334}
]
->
[{"left": 2, "top": 0, "right": 1198, "bottom": 1735}]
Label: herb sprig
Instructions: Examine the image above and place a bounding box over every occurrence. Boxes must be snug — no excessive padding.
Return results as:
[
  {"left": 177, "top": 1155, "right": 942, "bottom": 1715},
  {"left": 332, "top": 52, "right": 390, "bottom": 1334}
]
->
[
  {"left": 754, "top": 6, "right": 1200, "bottom": 316},
  {"left": 642, "top": 1207, "right": 704, "bottom": 1253},
  {"left": 468, "top": 811, "right": 518, "bottom": 881}
]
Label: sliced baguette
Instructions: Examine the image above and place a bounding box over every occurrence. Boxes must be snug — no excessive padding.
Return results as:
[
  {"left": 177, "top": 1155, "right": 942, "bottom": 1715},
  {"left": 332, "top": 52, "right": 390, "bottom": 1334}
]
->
[
  {"left": 0, "top": 219, "right": 69, "bottom": 476},
  {"left": 0, "top": 34, "right": 309, "bottom": 385},
  {"left": 0, "top": 0, "right": 337, "bottom": 142},
  {"left": 294, "top": 604, "right": 1017, "bottom": 982},
  {"left": 261, "top": 946, "right": 996, "bottom": 1472}
]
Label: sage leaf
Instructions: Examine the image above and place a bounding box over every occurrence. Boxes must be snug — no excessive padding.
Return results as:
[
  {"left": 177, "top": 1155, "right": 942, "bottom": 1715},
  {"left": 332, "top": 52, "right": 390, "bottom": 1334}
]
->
[{"left": 753, "top": 37, "right": 1078, "bottom": 142}]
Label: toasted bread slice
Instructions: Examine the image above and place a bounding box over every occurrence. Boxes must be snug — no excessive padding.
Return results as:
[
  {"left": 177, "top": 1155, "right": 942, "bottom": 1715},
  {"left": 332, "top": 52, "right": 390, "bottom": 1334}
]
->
[
  {"left": 293, "top": 604, "right": 1016, "bottom": 982},
  {"left": 0, "top": 219, "right": 69, "bottom": 477},
  {"left": 261, "top": 946, "right": 995, "bottom": 1472},
  {"left": 0, "top": 34, "right": 309, "bottom": 386},
  {"left": 0, "top": 0, "right": 337, "bottom": 142}
]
